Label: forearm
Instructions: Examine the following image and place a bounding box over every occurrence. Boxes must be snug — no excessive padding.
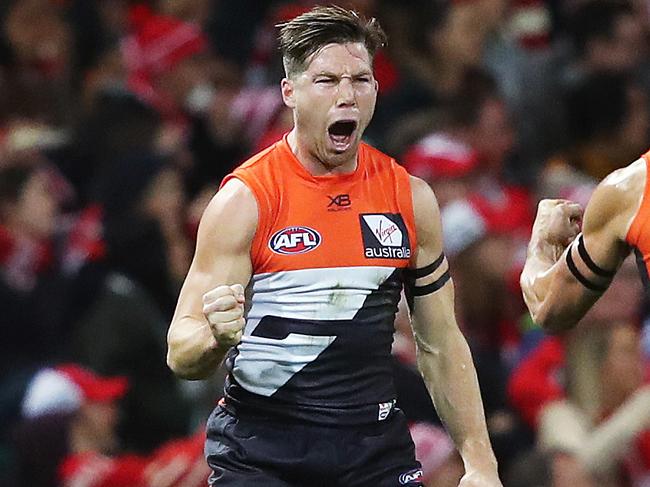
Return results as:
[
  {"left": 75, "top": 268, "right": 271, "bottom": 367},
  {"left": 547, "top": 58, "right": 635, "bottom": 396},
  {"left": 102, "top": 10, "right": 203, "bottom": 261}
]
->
[
  {"left": 520, "top": 235, "right": 567, "bottom": 322},
  {"left": 415, "top": 328, "right": 497, "bottom": 472},
  {"left": 520, "top": 235, "right": 596, "bottom": 333},
  {"left": 167, "top": 316, "right": 225, "bottom": 380}
]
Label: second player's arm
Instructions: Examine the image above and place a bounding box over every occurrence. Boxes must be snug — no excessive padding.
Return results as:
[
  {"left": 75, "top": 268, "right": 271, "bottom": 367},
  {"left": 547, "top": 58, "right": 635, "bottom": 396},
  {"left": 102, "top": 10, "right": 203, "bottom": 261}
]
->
[
  {"left": 167, "top": 179, "right": 257, "bottom": 380},
  {"left": 520, "top": 162, "right": 642, "bottom": 333},
  {"left": 408, "top": 177, "right": 501, "bottom": 485}
]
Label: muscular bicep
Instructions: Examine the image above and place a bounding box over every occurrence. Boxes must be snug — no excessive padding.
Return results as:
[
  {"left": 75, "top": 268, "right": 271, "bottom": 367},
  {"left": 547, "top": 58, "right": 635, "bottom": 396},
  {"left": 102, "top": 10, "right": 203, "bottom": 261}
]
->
[
  {"left": 407, "top": 177, "right": 459, "bottom": 344},
  {"left": 171, "top": 179, "right": 257, "bottom": 326}
]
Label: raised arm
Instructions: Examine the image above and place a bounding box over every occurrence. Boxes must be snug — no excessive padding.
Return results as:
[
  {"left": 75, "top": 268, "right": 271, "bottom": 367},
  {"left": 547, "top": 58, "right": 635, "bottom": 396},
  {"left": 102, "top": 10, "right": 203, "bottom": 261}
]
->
[
  {"left": 520, "top": 160, "right": 644, "bottom": 333},
  {"left": 407, "top": 176, "right": 501, "bottom": 487},
  {"left": 167, "top": 179, "right": 257, "bottom": 379}
]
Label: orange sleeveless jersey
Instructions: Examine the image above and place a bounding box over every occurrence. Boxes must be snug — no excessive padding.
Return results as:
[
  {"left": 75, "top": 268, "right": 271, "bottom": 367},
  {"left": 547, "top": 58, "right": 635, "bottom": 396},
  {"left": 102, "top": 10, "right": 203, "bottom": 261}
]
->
[
  {"left": 626, "top": 151, "right": 650, "bottom": 276},
  {"left": 222, "top": 136, "right": 417, "bottom": 272},
  {"left": 219, "top": 135, "right": 417, "bottom": 425}
]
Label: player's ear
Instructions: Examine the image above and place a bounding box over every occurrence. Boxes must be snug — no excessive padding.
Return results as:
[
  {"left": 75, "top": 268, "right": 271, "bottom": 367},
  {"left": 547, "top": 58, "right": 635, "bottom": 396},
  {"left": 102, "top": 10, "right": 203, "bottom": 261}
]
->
[{"left": 281, "top": 78, "right": 296, "bottom": 109}]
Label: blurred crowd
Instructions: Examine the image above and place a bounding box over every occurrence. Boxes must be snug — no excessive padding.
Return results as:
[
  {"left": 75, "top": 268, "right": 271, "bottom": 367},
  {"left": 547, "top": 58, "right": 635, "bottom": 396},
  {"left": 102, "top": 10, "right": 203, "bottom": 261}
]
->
[{"left": 1, "top": 0, "right": 650, "bottom": 486}]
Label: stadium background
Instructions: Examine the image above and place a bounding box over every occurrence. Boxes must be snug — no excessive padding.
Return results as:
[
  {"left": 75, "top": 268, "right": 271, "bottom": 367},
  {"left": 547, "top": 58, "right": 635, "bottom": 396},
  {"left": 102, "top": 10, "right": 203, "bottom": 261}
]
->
[{"left": 1, "top": 0, "right": 650, "bottom": 485}]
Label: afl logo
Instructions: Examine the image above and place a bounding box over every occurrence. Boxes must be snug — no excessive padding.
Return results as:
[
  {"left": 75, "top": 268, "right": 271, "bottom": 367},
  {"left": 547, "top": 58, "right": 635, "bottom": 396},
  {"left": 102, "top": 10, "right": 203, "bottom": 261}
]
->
[
  {"left": 398, "top": 469, "right": 423, "bottom": 485},
  {"left": 269, "top": 226, "right": 322, "bottom": 255}
]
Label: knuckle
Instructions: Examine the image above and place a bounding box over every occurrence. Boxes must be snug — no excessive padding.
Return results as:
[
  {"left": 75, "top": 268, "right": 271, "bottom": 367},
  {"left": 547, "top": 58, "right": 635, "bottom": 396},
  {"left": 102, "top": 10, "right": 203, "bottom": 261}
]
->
[
  {"left": 208, "top": 311, "right": 227, "bottom": 325},
  {"left": 216, "top": 296, "right": 237, "bottom": 311},
  {"left": 211, "top": 300, "right": 227, "bottom": 312},
  {"left": 203, "top": 285, "right": 234, "bottom": 303}
]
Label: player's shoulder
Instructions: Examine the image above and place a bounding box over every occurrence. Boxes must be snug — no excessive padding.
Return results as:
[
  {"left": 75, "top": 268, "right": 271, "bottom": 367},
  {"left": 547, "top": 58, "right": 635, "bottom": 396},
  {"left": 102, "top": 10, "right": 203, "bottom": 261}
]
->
[
  {"left": 408, "top": 175, "right": 441, "bottom": 242},
  {"left": 360, "top": 141, "right": 402, "bottom": 170},
  {"left": 221, "top": 139, "right": 285, "bottom": 199},
  {"left": 584, "top": 156, "right": 646, "bottom": 235},
  {"left": 360, "top": 140, "right": 391, "bottom": 160},
  {"left": 195, "top": 178, "right": 257, "bottom": 250},
  {"left": 601, "top": 156, "right": 646, "bottom": 194},
  {"left": 408, "top": 175, "right": 438, "bottom": 210},
  {"left": 593, "top": 157, "right": 645, "bottom": 212},
  {"left": 235, "top": 139, "right": 283, "bottom": 173},
  {"left": 205, "top": 179, "right": 257, "bottom": 226}
]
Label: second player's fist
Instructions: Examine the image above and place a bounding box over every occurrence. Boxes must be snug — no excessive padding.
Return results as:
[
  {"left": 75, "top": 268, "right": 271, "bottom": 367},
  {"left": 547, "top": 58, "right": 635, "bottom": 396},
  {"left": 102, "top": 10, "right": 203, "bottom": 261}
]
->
[
  {"left": 533, "top": 199, "right": 583, "bottom": 247},
  {"left": 202, "top": 284, "right": 246, "bottom": 348}
]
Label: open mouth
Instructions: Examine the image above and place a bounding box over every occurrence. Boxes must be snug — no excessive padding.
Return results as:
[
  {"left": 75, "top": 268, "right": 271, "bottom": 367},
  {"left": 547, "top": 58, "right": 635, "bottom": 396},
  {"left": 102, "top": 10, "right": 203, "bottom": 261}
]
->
[{"left": 327, "top": 120, "right": 357, "bottom": 151}]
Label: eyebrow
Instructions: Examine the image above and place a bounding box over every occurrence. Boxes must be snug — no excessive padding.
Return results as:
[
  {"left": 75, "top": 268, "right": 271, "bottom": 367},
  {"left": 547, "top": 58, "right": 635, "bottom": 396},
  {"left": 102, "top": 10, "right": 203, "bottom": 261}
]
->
[{"left": 313, "top": 70, "right": 373, "bottom": 78}]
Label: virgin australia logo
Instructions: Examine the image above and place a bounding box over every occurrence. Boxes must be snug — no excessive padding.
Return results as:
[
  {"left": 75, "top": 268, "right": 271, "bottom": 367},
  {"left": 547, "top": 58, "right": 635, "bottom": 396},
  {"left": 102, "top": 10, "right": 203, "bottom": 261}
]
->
[{"left": 360, "top": 214, "right": 411, "bottom": 260}]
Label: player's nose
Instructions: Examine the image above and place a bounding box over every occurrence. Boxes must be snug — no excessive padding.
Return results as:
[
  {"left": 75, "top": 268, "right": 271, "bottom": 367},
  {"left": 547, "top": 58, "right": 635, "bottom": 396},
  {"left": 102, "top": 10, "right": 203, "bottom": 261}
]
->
[{"left": 336, "top": 78, "right": 356, "bottom": 107}]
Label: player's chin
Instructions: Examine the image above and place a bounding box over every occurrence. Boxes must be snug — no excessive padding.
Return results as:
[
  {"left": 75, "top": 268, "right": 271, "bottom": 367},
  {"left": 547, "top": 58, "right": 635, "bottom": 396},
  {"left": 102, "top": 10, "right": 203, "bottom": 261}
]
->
[
  {"left": 326, "top": 134, "right": 361, "bottom": 157},
  {"left": 324, "top": 146, "right": 358, "bottom": 168}
]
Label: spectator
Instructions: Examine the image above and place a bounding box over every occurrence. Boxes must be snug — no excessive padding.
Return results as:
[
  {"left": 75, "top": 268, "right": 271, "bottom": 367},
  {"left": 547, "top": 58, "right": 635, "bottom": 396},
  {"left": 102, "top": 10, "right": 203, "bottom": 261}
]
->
[
  {"left": 405, "top": 68, "right": 532, "bottom": 356},
  {"left": 372, "top": 0, "right": 534, "bottom": 159},
  {"left": 0, "top": 1, "right": 648, "bottom": 484},
  {"left": 0, "top": 160, "right": 64, "bottom": 374},
  {"left": 86, "top": 91, "right": 190, "bottom": 312},
  {"left": 11, "top": 363, "right": 210, "bottom": 487},
  {"left": 73, "top": 98, "right": 193, "bottom": 450},
  {"left": 567, "top": 0, "right": 647, "bottom": 78},
  {"left": 12, "top": 364, "right": 132, "bottom": 487},
  {"left": 1, "top": 0, "right": 74, "bottom": 123},
  {"left": 538, "top": 321, "right": 650, "bottom": 486},
  {"left": 565, "top": 70, "right": 647, "bottom": 180},
  {"left": 511, "top": 0, "right": 649, "bottom": 179}
]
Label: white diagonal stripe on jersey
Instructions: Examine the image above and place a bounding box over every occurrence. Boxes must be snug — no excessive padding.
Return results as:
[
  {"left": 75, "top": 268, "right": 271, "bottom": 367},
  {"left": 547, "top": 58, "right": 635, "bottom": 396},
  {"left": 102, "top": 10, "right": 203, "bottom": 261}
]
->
[
  {"left": 232, "top": 266, "right": 398, "bottom": 396},
  {"left": 245, "top": 266, "right": 396, "bottom": 333},
  {"left": 232, "top": 333, "right": 337, "bottom": 396}
]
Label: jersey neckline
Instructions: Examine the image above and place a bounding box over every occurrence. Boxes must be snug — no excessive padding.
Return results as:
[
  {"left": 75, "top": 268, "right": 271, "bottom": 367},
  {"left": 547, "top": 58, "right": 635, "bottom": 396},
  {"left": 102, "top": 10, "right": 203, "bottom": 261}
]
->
[{"left": 278, "top": 133, "right": 365, "bottom": 184}]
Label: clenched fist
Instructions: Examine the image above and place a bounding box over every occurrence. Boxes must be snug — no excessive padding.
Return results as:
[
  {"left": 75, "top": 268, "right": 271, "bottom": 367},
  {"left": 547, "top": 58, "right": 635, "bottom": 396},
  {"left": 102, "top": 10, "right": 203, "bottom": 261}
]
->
[
  {"left": 533, "top": 199, "right": 583, "bottom": 248},
  {"left": 202, "top": 284, "right": 246, "bottom": 348}
]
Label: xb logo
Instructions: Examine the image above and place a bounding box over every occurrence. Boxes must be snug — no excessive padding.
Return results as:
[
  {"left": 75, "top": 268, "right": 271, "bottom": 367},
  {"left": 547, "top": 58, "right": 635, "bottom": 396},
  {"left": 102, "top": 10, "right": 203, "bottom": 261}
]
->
[{"left": 327, "top": 194, "right": 351, "bottom": 211}]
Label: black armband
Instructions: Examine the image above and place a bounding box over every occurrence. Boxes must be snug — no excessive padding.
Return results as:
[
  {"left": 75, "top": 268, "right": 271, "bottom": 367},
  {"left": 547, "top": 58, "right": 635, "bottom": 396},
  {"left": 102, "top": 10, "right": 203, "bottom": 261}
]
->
[
  {"left": 403, "top": 253, "right": 445, "bottom": 281},
  {"left": 404, "top": 254, "right": 451, "bottom": 310},
  {"left": 411, "top": 270, "right": 451, "bottom": 296},
  {"left": 577, "top": 235, "right": 616, "bottom": 278},
  {"left": 565, "top": 245, "right": 609, "bottom": 292}
]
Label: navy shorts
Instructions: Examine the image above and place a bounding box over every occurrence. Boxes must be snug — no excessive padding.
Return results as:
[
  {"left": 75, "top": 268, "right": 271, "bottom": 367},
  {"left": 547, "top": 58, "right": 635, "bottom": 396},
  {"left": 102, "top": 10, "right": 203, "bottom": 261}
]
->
[{"left": 205, "top": 405, "right": 424, "bottom": 486}]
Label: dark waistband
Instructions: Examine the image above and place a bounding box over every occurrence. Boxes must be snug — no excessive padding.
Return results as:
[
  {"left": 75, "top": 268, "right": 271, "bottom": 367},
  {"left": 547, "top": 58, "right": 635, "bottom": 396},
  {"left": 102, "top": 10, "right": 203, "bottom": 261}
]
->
[{"left": 221, "top": 391, "right": 398, "bottom": 428}]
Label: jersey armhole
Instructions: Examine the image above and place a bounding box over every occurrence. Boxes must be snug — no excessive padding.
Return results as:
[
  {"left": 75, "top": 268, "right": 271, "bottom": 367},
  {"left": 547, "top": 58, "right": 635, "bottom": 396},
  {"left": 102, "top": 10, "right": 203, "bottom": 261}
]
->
[{"left": 626, "top": 156, "right": 650, "bottom": 247}]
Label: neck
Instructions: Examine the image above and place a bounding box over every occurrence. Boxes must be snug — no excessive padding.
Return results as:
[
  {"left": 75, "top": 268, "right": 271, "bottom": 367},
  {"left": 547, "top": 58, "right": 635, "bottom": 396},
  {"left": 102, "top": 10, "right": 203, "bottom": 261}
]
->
[
  {"left": 287, "top": 129, "right": 358, "bottom": 176},
  {"left": 69, "top": 418, "right": 97, "bottom": 454},
  {"left": 69, "top": 416, "right": 115, "bottom": 455}
]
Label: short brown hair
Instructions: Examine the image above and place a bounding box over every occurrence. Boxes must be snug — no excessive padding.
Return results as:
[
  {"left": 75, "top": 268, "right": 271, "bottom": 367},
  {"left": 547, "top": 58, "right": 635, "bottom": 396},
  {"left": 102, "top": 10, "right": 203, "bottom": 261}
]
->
[{"left": 277, "top": 5, "right": 387, "bottom": 78}]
